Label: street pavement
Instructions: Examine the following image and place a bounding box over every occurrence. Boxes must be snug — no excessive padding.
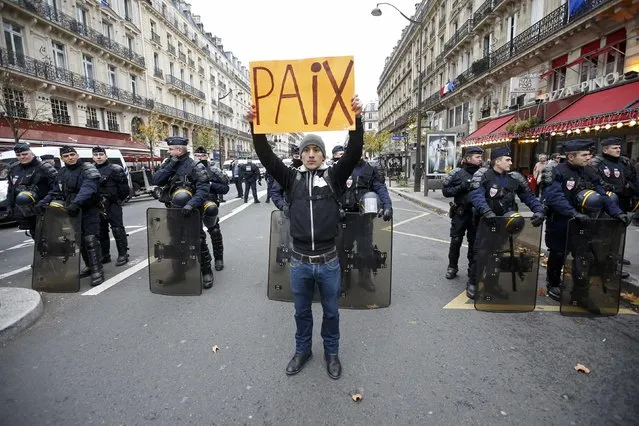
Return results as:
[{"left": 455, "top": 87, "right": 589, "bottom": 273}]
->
[{"left": 1, "top": 185, "right": 638, "bottom": 425}]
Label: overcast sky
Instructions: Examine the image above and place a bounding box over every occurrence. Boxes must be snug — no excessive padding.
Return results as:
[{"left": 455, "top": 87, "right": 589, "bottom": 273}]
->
[{"left": 188, "top": 0, "right": 420, "bottom": 149}]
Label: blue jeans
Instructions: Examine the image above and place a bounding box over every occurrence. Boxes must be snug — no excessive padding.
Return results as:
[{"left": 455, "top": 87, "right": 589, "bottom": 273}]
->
[{"left": 289, "top": 256, "right": 341, "bottom": 355}]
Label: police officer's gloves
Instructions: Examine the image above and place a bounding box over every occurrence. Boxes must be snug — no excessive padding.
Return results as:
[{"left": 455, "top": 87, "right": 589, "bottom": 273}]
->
[
  {"left": 168, "top": 156, "right": 180, "bottom": 168},
  {"left": 34, "top": 203, "right": 47, "bottom": 215},
  {"left": 66, "top": 203, "right": 80, "bottom": 217},
  {"left": 531, "top": 212, "right": 545, "bottom": 227},
  {"left": 377, "top": 207, "right": 393, "bottom": 222},
  {"left": 482, "top": 210, "right": 497, "bottom": 226},
  {"left": 461, "top": 179, "right": 472, "bottom": 191},
  {"left": 182, "top": 204, "right": 194, "bottom": 217},
  {"left": 615, "top": 213, "right": 631, "bottom": 226},
  {"left": 283, "top": 204, "right": 290, "bottom": 219},
  {"left": 572, "top": 213, "right": 591, "bottom": 226}
]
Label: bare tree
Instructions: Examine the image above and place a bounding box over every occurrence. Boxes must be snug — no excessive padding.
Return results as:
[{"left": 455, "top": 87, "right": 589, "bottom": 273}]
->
[
  {"left": 133, "top": 112, "right": 168, "bottom": 163},
  {"left": 0, "top": 71, "right": 52, "bottom": 145}
]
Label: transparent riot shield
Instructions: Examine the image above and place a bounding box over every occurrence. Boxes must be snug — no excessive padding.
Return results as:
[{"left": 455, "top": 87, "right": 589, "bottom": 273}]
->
[
  {"left": 560, "top": 218, "right": 625, "bottom": 316},
  {"left": 267, "top": 210, "right": 392, "bottom": 309},
  {"left": 474, "top": 217, "right": 542, "bottom": 312},
  {"left": 147, "top": 208, "right": 202, "bottom": 296},
  {"left": 32, "top": 207, "right": 81, "bottom": 292}
]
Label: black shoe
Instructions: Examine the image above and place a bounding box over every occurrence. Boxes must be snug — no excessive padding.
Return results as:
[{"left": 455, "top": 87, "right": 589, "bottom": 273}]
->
[
  {"left": 621, "top": 271, "right": 630, "bottom": 280},
  {"left": 214, "top": 259, "right": 224, "bottom": 271},
  {"left": 445, "top": 267, "right": 458, "bottom": 279},
  {"left": 623, "top": 258, "right": 631, "bottom": 265},
  {"left": 219, "top": 198, "right": 226, "bottom": 203},
  {"left": 286, "top": 352, "right": 312, "bottom": 376},
  {"left": 80, "top": 266, "right": 91, "bottom": 278},
  {"left": 115, "top": 253, "right": 129, "bottom": 267},
  {"left": 244, "top": 200, "right": 248, "bottom": 203},
  {"left": 202, "top": 267, "right": 214, "bottom": 289},
  {"left": 236, "top": 195, "right": 243, "bottom": 199},
  {"left": 101, "top": 255, "right": 112, "bottom": 264},
  {"left": 90, "top": 271, "right": 104, "bottom": 287},
  {"left": 466, "top": 283, "right": 476, "bottom": 300},
  {"left": 325, "top": 354, "right": 342, "bottom": 380},
  {"left": 547, "top": 285, "right": 562, "bottom": 302},
  {"left": 254, "top": 200, "right": 261, "bottom": 204},
  {"left": 266, "top": 199, "right": 271, "bottom": 203}
]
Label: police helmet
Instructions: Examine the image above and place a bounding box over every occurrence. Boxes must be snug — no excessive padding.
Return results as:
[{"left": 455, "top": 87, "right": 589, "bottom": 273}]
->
[
  {"left": 359, "top": 191, "right": 379, "bottom": 215},
  {"left": 605, "top": 191, "right": 619, "bottom": 206},
  {"left": 631, "top": 197, "right": 639, "bottom": 213},
  {"left": 202, "top": 200, "right": 219, "bottom": 218},
  {"left": 15, "top": 190, "right": 38, "bottom": 206},
  {"left": 576, "top": 189, "right": 603, "bottom": 217},
  {"left": 171, "top": 188, "right": 193, "bottom": 208},
  {"left": 49, "top": 200, "right": 66, "bottom": 210},
  {"left": 503, "top": 211, "right": 525, "bottom": 235}
]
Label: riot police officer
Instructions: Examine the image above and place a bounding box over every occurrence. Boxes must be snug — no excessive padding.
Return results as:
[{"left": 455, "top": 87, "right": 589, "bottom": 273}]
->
[
  {"left": 326, "top": 145, "right": 344, "bottom": 166},
  {"left": 468, "top": 146, "right": 546, "bottom": 299},
  {"left": 442, "top": 146, "right": 484, "bottom": 281},
  {"left": 92, "top": 146, "right": 130, "bottom": 267},
  {"left": 39, "top": 146, "right": 104, "bottom": 286},
  {"left": 242, "top": 159, "right": 261, "bottom": 204},
  {"left": 542, "top": 139, "right": 630, "bottom": 302},
  {"left": 40, "top": 154, "right": 58, "bottom": 169},
  {"left": 7, "top": 143, "right": 57, "bottom": 239},
  {"left": 194, "top": 147, "right": 230, "bottom": 271},
  {"left": 152, "top": 137, "right": 214, "bottom": 288},
  {"left": 231, "top": 160, "right": 244, "bottom": 199}
]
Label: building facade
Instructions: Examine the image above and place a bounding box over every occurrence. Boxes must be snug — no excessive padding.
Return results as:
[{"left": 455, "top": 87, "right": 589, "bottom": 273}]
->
[
  {"left": 0, "top": 0, "right": 297, "bottom": 163},
  {"left": 378, "top": 0, "right": 639, "bottom": 172},
  {"left": 362, "top": 100, "right": 379, "bottom": 133}
]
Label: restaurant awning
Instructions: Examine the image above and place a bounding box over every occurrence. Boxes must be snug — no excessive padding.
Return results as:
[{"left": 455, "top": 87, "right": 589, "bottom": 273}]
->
[{"left": 461, "top": 113, "right": 515, "bottom": 145}]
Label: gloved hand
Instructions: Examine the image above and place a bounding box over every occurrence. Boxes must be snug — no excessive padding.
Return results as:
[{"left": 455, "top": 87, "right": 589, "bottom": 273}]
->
[
  {"left": 461, "top": 179, "right": 472, "bottom": 191},
  {"left": 258, "top": 180, "right": 262, "bottom": 186},
  {"left": 66, "top": 203, "right": 80, "bottom": 217},
  {"left": 531, "top": 211, "right": 545, "bottom": 227},
  {"left": 615, "top": 213, "right": 631, "bottom": 226},
  {"left": 168, "top": 156, "right": 180, "bottom": 168},
  {"left": 34, "top": 202, "right": 47, "bottom": 215},
  {"left": 572, "top": 213, "right": 591, "bottom": 226},
  {"left": 377, "top": 207, "right": 393, "bottom": 222},
  {"left": 482, "top": 210, "right": 497, "bottom": 226},
  {"left": 182, "top": 204, "right": 194, "bottom": 217}
]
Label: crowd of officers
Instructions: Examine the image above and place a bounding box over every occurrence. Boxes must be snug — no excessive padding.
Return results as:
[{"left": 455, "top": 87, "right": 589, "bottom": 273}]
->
[{"left": 443, "top": 137, "right": 637, "bottom": 301}]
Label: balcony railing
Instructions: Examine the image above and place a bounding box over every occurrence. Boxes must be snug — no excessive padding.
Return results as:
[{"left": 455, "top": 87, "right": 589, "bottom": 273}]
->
[
  {"left": 86, "top": 119, "right": 100, "bottom": 129},
  {"left": 107, "top": 122, "right": 120, "bottom": 132},
  {"left": 0, "top": 48, "right": 153, "bottom": 109},
  {"left": 422, "top": 92, "right": 441, "bottom": 109},
  {"left": 52, "top": 113, "right": 71, "bottom": 124},
  {"left": 178, "top": 52, "right": 186, "bottom": 62},
  {"left": 154, "top": 68, "right": 163, "bottom": 78},
  {"left": 219, "top": 102, "right": 233, "bottom": 114},
  {"left": 4, "top": 105, "right": 28, "bottom": 118},
  {"left": 166, "top": 74, "right": 205, "bottom": 100},
  {"left": 167, "top": 43, "right": 176, "bottom": 55},
  {"left": 153, "top": 101, "right": 214, "bottom": 127},
  {"left": 151, "top": 31, "right": 161, "bottom": 45},
  {"left": 444, "top": 18, "right": 473, "bottom": 53},
  {"left": 8, "top": 0, "right": 145, "bottom": 67}
]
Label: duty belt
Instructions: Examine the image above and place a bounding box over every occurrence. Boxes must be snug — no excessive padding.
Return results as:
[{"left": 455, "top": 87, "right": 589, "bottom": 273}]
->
[{"left": 291, "top": 248, "right": 338, "bottom": 264}]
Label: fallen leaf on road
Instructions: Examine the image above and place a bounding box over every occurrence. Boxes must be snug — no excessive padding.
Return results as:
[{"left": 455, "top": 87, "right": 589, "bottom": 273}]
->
[
  {"left": 349, "top": 388, "right": 364, "bottom": 402},
  {"left": 620, "top": 291, "right": 639, "bottom": 306},
  {"left": 212, "top": 345, "right": 219, "bottom": 353},
  {"left": 538, "top": 288, "right": 547, "bottom": 297},
  {"left": 574, "top": 363, "right": 590, "bottom": 374},
  {"left": 407, "top": 320, "right": 418, "bottom": 325}
]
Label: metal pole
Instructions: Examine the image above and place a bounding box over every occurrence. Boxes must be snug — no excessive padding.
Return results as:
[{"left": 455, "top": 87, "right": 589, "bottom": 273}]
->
[
  {"left": 217, "top": 120, "right": 222, "bottom": 166},
  {"left": 414, "top": 27, "right": 423, "bottom": 193}
]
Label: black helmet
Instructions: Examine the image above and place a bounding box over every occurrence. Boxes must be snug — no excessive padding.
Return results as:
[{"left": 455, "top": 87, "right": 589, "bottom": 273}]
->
[
  {"left": 503, "top": 211, "right": 525, "bottom": 235},
  {"left": 15, "top": 190, "right": 37, "bottom": 206},
  {"left": 631, "top": 197, "right": 639, "bottom": 213},
  {"left": 171, "top": 188, "right": 192, "bottom": 208},
  {"left": 576, "top": 189, "right": 603, "bottom": 217},
  {"left": 605, "top": 191, "right": 619, "bottom": 206},
  {"left": 49, "top": 200, "right": 66, "bottom": 210},
  {"left": 202, "top": 200, "right": 219, "bottom": 218}
]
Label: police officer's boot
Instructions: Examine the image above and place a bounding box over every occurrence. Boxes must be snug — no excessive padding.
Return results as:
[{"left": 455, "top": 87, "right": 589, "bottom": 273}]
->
[
  {"left": 84, "top": 235, "right": 104, "bottom": 286},
  {"left": 112, "top": 227, "right": 129, "bottom": 267},
  {"left": 200, "top": 233, "right": 214, "bottom": 289},
  {"left": 446, "top": 237, "right": 462, "bottom": 279},
  {"left": 99, "top": 235, "right": 111, "bottom": 264},
  {"left": 80, "top": 247, "right": 91, "bottom": 278},
  {"left": 546, "top": 251, "right": 564, "bottom": 302},
  {"left": 210, "top": 226, "right": 224, "bottom": 271}
]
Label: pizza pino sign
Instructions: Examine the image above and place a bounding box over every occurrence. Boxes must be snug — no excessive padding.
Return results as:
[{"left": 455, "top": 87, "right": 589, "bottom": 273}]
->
[{"left": 543, "top": 71, "right": 622, "bottom": 102}]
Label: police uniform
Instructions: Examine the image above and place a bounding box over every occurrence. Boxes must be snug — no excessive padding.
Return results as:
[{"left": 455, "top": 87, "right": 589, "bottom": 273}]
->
[
  {"left": 194, "top": 146, "right": 230, "bottom": 272},
  {"left": 152, "top": 137, "right": 214, "bottom": 288},
  {"left": 442, "top": 146, "right": 483, "bottom": 280},
  {"left": 40, "top": 145, "right": 104, "bottom": 286},
  {"left": 468, "top": 146, "right": 545, "bottom": 299},
  {"left": 93, "top": 146, "right": 130, "bottom": 267},
  {"left": 7, "top": 143, "right": 57, "bottom": 238},
  {"left": 40, "top": 154, "right": 59, "bottom": 169},
  {"left": 341, "top": 157, "right": 393, "bottom": 291},
  {"left": 542, "top": 139, "right": 629, "bottom": 302},
  {"left": 242, "top": 160, "right": 261, "bottom": 203},
  {"left": 231, "top": 160, "right": 244, "bottom": 198}
]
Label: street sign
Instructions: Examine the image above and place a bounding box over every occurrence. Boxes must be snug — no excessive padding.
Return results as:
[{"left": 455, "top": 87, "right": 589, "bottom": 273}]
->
[{"left": 391, "top": 135, "right": 404, "bottom": 140}]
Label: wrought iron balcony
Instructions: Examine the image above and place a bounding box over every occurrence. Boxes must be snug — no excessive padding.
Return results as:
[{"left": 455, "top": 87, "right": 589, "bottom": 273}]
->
[
  {"left": 473, "top": 0, "right": 494, "bottom": 27},
  {"left": 422, "top": 92, "right": 441, "bottom": 109},
  {"left": 178, "top": 52, "right": 186, "bottom": 62},
  {"left": 167, "top": 43, "right": 176, "bottom": 56},
  {"left": 188, "top": 58, "right": 195, "bottom": 68},
  {"left": 0, "top": 48, "right": 153, "bottom": 109},
  {"left": 153, "top": 101, "right": 214, "bottom": 127},
  {"left": 443, "top": 18, "right": 473, "bottom": 53},
  {"left": 218, "top": 102, "right": 233, "bottom": 114},
  {"left": 426, "top": 62, "right": 434, "bottom": 75},
  {"left": 3, "top": 105, "right": 28, "bottom": 118},
  {"left": 151, "top": 31, "right": 161, "bottom": 45},
  {"left": 435, "top": 52, "right": 444, "bottom": 66},
  {"left": 86, "top": 118, "right": 100, "bottom": 129},
  {"left": 8, "top": 0, "right": 145, "bottom": 67},
  {"left": 154, "top": 68, "right": 163, "bottom": 78},
  {"left": 52, "top": 113, "right": 71, "bottom": 125},
  {"left": 107, "top": 122, "right": 120, "bottom": 132},
  {"left": 166, "top": 74, "right": 205, "bottom": 100}
]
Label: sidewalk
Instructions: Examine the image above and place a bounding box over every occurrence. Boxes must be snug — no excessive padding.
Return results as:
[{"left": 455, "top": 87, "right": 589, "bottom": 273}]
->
[{"left": 0, "top": 287, "right": 43, "bottom": 343}]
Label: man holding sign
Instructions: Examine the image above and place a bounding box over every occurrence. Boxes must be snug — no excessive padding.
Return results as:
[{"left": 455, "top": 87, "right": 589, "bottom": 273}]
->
[{"left": 248, "top": 57, "right": 362, "bottom": 378}]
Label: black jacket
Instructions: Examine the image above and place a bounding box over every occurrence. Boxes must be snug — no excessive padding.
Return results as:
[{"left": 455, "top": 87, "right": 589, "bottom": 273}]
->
[
  {"left": 241, "top": 162, "right": 261, "bottom": 183},
  {"left": 253, "top": 118, "right": 364, "bottom": 254},
  {"left": 42, "top": 161, "right": 101, "bottom": 208},
  {"left": 8, "top": 158, "right": 58, "bottom": 215},
  {"left": 96, "top": 160, "right": 130, "bottom": 202}
]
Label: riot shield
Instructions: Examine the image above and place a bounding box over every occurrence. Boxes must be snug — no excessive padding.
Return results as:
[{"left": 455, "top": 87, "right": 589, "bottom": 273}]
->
[
  {"left": 147, "top": 207, "right": 202, "bottom": 296},
  {"left": 560, "top": 218, "right": 625, "bottom": 316},
  {"left": 32, "top": 207, "right": 81, "bottom": 292},
  {"left": 267, "top": 210, "right": 392, "bottom": 309},
  {"left": 474, "top": 217, "right": 542, "bottom": 312}
]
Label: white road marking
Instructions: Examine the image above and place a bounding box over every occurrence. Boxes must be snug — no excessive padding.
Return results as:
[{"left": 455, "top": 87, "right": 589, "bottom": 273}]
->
[
  {"left": 0, "top": 240, "right": 34, "bottom": 254},
  {"left": 0, "top": 265, "right": 32, "bottom": 281},
  {"left": 83, "top": 191, "right": 266, "bottom": 295},
  {"left": 388, "top": 213, "right": 430, "bottom": 229}
]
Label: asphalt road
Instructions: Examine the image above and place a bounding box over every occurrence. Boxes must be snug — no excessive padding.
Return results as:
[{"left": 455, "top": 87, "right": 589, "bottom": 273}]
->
[{"left": 1, "top": 187, "right": 638, "bottom": 425}]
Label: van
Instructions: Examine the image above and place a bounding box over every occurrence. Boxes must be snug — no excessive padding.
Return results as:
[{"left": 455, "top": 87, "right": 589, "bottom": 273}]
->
[{"left": 0, "top": 146, "right": 132, "bottom": 222}]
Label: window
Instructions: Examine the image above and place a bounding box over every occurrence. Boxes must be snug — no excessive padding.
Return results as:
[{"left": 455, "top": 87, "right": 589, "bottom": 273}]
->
[
  {"left": 86, "top": 107, "right": 99, "bottom": 129},
  {"left": 123, "top": 0, "right": 132, "bottom": 20},
  {"left": 76, "top": 7, "right": 87, "bottom": 27},
  {"left": 156, "top": 87, "right": 162, "bottom": 102},
  {"left": 169, "top": 62, "right": 174, "bottom": 76},
  {"left": 83, "top": 54, "right": 94, "bottom": 86},
  {"left": 102, "top": 21, "right": 113, "bottom": 40},
  {"left": 3, "top": 21, "right": 25, "bottom": 66},
  {"left": 45, "top": 0, "right": 59, "bottom": 17},
  {"left": 454, "top": 105, "right": 462, "bottom": 127},
  {"left": 150, "top": 20, "right": 156, "bottom": 33},
  {"left": 52, "top": 41, "right": 66, "bottom": 70},
  {"left": 182, "top": 127, "right": 188, "bottom": 138},
  {"left": 190, "top": 74, "right": 194, "bottom": 86},
  {"left": 153, "top": 52, "right": 159, "bottom": 69},
  {"left": 172, "top": 124, "right": 179, "bottom": 136},
  {"left": 552, "top": 67, "right": 566, "bottom": 91},
  {"left": 367, "top": 122, "right": 372, "bottom": 130},
  {"left": 483, "top": 35, "right": 491, "bottom": 57},
  {"left": 107, "top": 111, "right": 119, "bottom": 131},
  {"left": 182, "top": 98, "right": 187, "bottom": 111},
  {"left": 506, "top": 15, "right": 517, "bottom": 42},
  {"left": 3, "top": 88, "right": 27, "bottom": 118},
  {"left": 50, "top": 98, "right": 70, "bottom": 124},
  {"left": 108, "top": 65, "right": 117, "bottom": 88},
  {"left": 579, "top": 57, "right": 598, "bottom": 83},
  {"left": 368, "top": 113, "right": 372, "bottom": 119},
  {"left": 126, "top": 36, "right": 133, "bottom": 52},
  {"left": 447, "top": 108, "right": 454, "bottom": 127},
  {"left": 605, "top": 41, "right": 626, "bottom": 75},
  {"left": 180, "top": 68, "right": 185, "bottom": 81},
  {"left": 130, "top": 74, "right": 137, "bottom": 96}
]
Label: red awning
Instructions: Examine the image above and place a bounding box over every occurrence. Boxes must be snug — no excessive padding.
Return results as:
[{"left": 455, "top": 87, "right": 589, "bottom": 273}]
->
[
  {"left": 533, "top": 80, "right": 639, "bottom": 135},
  {"left": 461, "top": 114, "right": 515, "bottom": 145}
]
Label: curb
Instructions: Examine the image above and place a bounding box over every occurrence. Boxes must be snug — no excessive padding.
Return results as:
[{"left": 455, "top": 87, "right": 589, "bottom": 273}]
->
[
  {"left": 0, "top": 288, "right": 44, "bottom": 344},
  {"left": 388, "top": 188, "right": 449, "bottom": 216}
]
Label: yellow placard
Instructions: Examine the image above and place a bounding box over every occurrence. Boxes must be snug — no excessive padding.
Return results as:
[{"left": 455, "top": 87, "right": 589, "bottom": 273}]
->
[{"left": 249, "top": 56, "right": 355, "bottom": 134}]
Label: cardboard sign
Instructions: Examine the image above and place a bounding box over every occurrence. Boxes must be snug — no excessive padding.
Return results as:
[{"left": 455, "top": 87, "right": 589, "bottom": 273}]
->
[{"left": 250, "top": 56, "right": 355, "bottom": 133}]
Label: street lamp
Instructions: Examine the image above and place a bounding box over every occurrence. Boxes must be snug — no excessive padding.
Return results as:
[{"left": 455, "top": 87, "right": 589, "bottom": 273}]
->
[
  {"left": 372, "top": 2, "right": 424, "bottom": 193},
  {"left": 217, "top": 88, "right": 240, "bottom": 167}
]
